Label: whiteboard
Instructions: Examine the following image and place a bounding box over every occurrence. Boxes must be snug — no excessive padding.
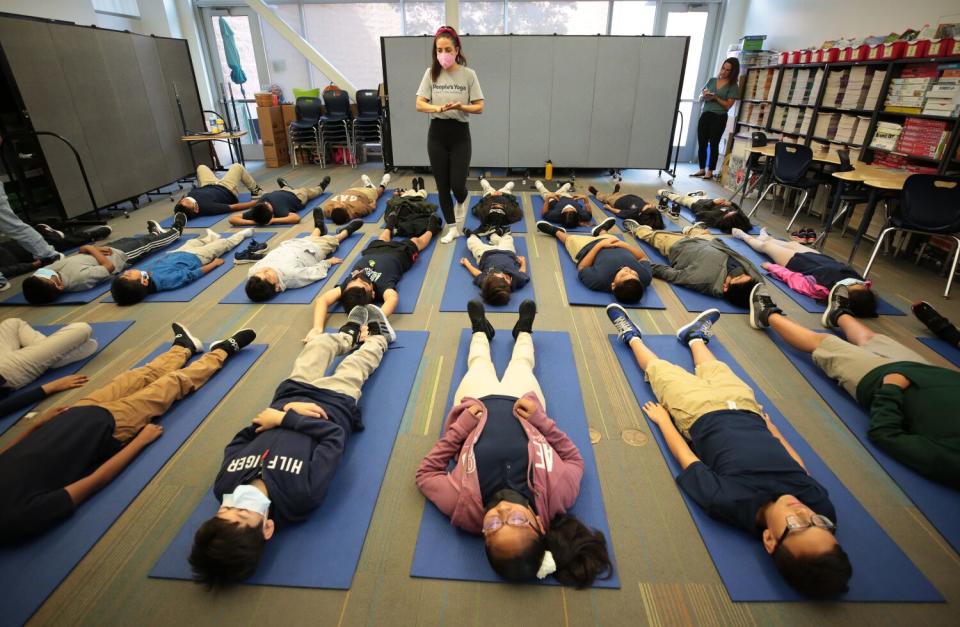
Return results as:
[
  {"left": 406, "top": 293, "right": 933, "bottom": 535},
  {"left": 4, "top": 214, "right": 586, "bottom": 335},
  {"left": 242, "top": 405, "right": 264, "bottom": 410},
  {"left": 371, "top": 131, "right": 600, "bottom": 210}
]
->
[{"left": 381, "top": 35, "right": 687, "bottom": 169}]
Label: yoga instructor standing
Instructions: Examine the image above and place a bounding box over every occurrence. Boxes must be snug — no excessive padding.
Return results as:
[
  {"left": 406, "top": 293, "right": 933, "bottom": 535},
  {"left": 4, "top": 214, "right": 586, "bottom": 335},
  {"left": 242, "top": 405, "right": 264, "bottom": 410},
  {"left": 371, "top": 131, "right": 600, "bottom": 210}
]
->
[
  {"left": 416, "top": 26, "right": 484, "bottom": 243},
  {"left": 691, "top": 57, "right": 739, "bottom": 181}
]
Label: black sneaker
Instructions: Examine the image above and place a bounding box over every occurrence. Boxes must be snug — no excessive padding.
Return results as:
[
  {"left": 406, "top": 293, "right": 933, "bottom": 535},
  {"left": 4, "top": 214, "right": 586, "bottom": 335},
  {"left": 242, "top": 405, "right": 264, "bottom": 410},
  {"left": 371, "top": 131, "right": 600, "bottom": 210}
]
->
[
  {"left": 677, "top": 308, "right": 720, "bottom": 345},
  {"left": 147, "top": 220, "right": 162, "bottom": 235},
  {"left": 171, "top": 322, "right": 203, "bottom": 355},
  {"left": 536, "top": 221, "right": 565, "bottom": 237},
  {"left": 417, "top": 177, "right": 425, "bottom": 190},
  {"left": 36, "top": 223, "right": 65, "bottom": 240},
  {"left": 592, "top": 217, "right": 616, "bottom": 237},
  {"left": 588, "top": 186, "right": 599, "bottom": 196},
  {"left": 427, "top": 214, "right": 443, "bottom": 236},
  {"left": 336, "top": 218, "right": 363, "bottom": 237},
  {"left": 513, "top": 299, "right": 537, "bottom": 339},
  {"left": 385, "top": 212, "right": 399, "bottom": 232},
  {"left": 749, "top": 284, "right": 784, "bottom": 329},
  {"left": 210, "top": 328, "right": 256, "bottom": 357},
  {"left": 320, "top": 175, "right": 332, "bottom": 191},
  {"left": 913, "top": 301, "right": 960, "bottom": 344},
  {"left": 622, "top": 219, "right": 641, "bottom": 235},
  {"left": 84, "top": 225, "right": 112, "bottom": 241},
  {"left": 468, "top": 299, "right": 495, "bottom": 341},
  {"left": 251, "top": 186, "right": 264, "bottom": 197},
  {"left": 823, "top": 283, "right": 853, "bottom": 329},
  {"left": 234, "top": 246, "right": 266, "bottom": 264},
  {"left": 339, "top": 306, "right": 369, "bottom": 346},
  {"left": 613, "top": 183, "right": 621, "bottom": 194},
  {"left": 276, "top": 177, "right": 290, "bottom": 189},
  {"left": 313, "top": 207, "right": 327, "bottom": 235},
  {"left": 171, "top": 211, "right": 188, "bottom": 234}
]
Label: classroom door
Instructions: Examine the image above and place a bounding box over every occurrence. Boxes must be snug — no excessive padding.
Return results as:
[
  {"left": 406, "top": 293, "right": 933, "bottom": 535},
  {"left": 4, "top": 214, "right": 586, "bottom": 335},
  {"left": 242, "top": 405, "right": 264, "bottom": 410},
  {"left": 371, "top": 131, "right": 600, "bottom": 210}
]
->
[
  {"left": 200, "top": 7, "right": 271, "bottom": 162},
  {"left": 655, "top": 2, "right": 721, "bottom": 165}
]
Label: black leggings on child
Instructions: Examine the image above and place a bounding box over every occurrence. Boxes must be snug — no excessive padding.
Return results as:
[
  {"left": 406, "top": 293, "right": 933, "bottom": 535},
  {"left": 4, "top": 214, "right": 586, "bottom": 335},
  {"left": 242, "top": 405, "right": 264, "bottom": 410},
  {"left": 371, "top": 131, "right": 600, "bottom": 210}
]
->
[
  {"left": 697, "top": 111, "right": 727, "bottom": 172},
  {"left": 427, "top": 119, "right": 471, "bottom": 223}
]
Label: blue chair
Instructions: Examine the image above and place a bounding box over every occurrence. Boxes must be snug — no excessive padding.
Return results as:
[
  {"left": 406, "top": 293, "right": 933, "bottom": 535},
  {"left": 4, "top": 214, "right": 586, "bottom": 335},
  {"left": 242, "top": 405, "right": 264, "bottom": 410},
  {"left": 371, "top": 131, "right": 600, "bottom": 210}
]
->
[
  {"left": 863, "top": 175, "right": 960, "bottom": 297},
  {"left": 748, "top": 142, "right": 818, "bottom": 230},
  {"left": 289, "top": 97, "right": 323, "bottom": 166},
  {"left": 320, "top": 89, "right": 354, "bottom": 167},
  {"left": 352, "top": 89, "right": 383, "bottom": 163}
]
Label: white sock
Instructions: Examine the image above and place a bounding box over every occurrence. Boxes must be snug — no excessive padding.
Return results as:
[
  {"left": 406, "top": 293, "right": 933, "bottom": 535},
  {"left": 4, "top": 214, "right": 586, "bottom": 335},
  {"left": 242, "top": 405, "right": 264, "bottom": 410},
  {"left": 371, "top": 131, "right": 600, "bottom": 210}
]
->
[
  {"left": 379, "top": 173, "right": 391, "bottom": 187},
  {"left": 557, "top": 183, "right": 571, "bottom": 194},
  {"left": 688, "top": 337, "right": 705, "bottom": 346},
  {"left": 501, "top": 181, "right": 515, "bottom": 193},
  {"left": 480, "top": 178, "right": 495, "bottom": 195},
  {"left": 534, "top": 180, "right": 547, "bottom": 194},
  {"left": 239, "top": 228, "right": 254, "bottom": 238},
  {"left": 361, "top": 174, "right": 373, "bottom": 188}
]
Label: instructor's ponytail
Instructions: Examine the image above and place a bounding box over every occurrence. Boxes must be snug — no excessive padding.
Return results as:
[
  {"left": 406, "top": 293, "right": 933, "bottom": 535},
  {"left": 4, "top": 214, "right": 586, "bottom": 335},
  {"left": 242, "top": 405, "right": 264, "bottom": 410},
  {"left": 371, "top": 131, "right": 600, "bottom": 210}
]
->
[{"left": 544, "top": 515, "right": 613, "bottom": 589}]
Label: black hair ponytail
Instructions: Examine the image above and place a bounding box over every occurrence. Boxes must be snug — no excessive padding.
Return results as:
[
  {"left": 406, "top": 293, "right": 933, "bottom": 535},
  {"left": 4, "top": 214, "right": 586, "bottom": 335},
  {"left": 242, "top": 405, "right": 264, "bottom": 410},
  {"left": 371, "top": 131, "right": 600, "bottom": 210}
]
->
[{"left": 544, "top": 515, "right": 613, "bottom": 589}]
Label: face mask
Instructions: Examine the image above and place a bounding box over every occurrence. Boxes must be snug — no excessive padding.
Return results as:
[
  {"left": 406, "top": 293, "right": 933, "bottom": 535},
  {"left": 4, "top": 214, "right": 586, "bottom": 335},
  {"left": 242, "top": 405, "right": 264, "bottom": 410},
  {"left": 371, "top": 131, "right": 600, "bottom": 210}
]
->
[
  {"left": 32, "top": 268, "right": 59, "bottom": 281},
  {"left": 222, "top": 484, "right": 271, "bottom": 517},
  {"left": 437, "top": 52, "right": 456, "bottom": 69},
  {"left": 836, "top": 278, "right": 865, "bottom": 288},
  {"left": 484, "top": 488, "right": 532, "bottom": 513}
]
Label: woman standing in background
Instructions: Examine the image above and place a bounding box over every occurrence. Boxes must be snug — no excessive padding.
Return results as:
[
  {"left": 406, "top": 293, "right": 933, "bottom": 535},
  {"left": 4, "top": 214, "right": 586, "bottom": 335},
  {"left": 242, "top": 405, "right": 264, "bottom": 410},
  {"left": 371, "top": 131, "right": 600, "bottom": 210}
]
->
[
  {"left": 416, "top": 26, "right": 485, "bottom": 244},
  {"left": 691, "top": 57, "right": 740, "bottom": 181}
]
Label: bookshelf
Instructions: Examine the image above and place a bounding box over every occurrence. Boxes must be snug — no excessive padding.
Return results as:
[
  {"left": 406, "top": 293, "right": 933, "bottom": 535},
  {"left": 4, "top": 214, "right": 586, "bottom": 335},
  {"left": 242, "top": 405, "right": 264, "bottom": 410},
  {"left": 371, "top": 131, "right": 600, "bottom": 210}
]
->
[{"left": 733, "top": 55, "right": 960, "bottom": 174}]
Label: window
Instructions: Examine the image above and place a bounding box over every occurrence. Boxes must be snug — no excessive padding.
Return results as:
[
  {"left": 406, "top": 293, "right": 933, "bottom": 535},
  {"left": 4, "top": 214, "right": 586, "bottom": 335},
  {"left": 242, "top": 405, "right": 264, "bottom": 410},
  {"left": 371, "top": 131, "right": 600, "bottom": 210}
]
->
[
  {"left": 261, "top": 3, "right": 314, "bottom": 97},
  {"left": 461, "top": 2, "right": 505, "bottom": 35},
  {"left": 665, "top": 9, "right": 708, "bottom": 100},
  {"left": 303, "top": 3, "right": 403, "bottom": 89},
  {"left": 404, "top": 1, "right": 445, "bottom": 36},
  {"left": 507, "top": 1, "right": 608, "bottom": 35},
  {"left": 610, "top": 1, "right": 656, "bottom": 36}
]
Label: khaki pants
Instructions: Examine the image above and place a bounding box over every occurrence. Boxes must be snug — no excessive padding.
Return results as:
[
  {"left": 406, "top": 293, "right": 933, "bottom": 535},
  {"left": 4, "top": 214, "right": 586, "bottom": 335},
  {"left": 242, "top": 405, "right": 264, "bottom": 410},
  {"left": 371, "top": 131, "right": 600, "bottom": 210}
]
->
[
  {"left": 288, "top": 332, "right": 387, "bottom": 400},
  {"left": 453, "top": 332, "right": 545, "bottom": 409},
  {"left": 634, "top": 225, "right": 712, "bottom": 257},
  {"left": 400, "top": 189, "right": 428, "bottom": 199},
  {"left": 196, "top": 164, "right": 258, "bottom": 197},
  {"left": 595, "top": 191, "right": 626, "bottom": 205},
  {"left": 646, "top": 358, "right": 764, "bottom": 439},
  {"left": 292, "top": 186, "right": 327, "bottom": 205},
  {"left": 563, "top": 233, "right": 618, "bottom": 261},
  {"left": 812, "top": 334, "right": 930, "bottom": 398},
  {"left": 663, "top": 191, "right": 702, "bottom": 209},
  {"left": 175, "top": 230, "right": 247, "bottom": 264},
  {"left": 74, "top": 346, "right": 225, "bottom": 443},
  {"left": 467, "top": 233, "right": 516, "bottom": 262},
  {"left": 0, "top": 319, "right": 96, "bottom": 389},
  {"left": 304, "top": 233, "right": 342, "bottom": 258}
]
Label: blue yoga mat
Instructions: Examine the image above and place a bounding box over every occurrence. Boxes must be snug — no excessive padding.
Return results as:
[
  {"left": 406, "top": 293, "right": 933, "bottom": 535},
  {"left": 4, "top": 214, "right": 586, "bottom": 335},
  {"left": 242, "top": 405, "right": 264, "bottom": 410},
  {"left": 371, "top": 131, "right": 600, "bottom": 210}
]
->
[
  {"left": 770, "top": 332, "right": 960, "bottom": 556},
  {"left": 222, "top": 192, "right": 332, "bottom": 229},
  {"left": 588, "top": 196, "right": 682, "bottom": 232},
  {"left": 158, "top": 193, "right": 254, "bottom": 229},
  {"left": 633, "top": 239, "right": 749, "bottom": 314},
  {"left": 530, "top": 195, "right": 595, "bottom": 231},
  {"left": 463, "top": 196, "right": 527, "bottom": 233},
  {"left": 608, "top": 334, "right": 942, "bottom": 601},
  {"left": 410, "top": 329, "right": 620, "bottom": 588},
  {"left": 0, "top": 320, "right": 134, "bottom": 438},
  {"left": 722, "top": 237, "right": 905, "bottom": 316},
  {"left": 917, "top": 336, "right": 960, "bottom": 367},
  {"left": 555, "top": 239, "right": 665, "bottom": 309},
  {"left": 330, "top": 235, "right": 436, "bottom": 315},
  {"left": 362, "top": 188, "right": 394, "bottom": 223},
  {"left": 0, "top": 342, "right": 267, "bottom": 626},
  {"left": 440, "top": 236, "right": 535, "bottom": 313},
  {"left": 150, "top": 330, "right": 429, "bottom": 589},
  {"left": 1, "top": 235, "right": 198, "bottom": 306},
  {"left": 674, "top": 203, "right": 761, "bottom": 235},
  {"left": 103, "top": 232, "right": 275, "bottom": 304},
  {"left": 219, "top": 232, "right": 363, "bottom": 305}
]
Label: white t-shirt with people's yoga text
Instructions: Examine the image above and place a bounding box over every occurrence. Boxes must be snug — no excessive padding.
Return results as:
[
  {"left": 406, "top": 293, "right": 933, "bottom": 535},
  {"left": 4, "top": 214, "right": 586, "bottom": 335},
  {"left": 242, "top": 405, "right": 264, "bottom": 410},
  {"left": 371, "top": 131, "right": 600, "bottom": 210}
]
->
[{"left": 417, "top": 66, "right": 484, "bottom": 123}]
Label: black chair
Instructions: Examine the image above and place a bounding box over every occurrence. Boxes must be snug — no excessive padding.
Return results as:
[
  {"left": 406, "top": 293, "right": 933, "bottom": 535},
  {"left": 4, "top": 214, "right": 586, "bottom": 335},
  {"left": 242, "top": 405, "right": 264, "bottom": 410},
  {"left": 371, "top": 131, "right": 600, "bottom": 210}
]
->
[
  {"left": 748, "top": 142, "right": 818, "bottom": 230},
  {"left": 352, "top": 89, "right": 383, "bottom": 163},
  {"left": 863, "top": 175, "right": 960, "bottom": 297},
  {"left": 819, "top": 149, "right": 871, "bottom": 237},
  {"left": 730, "top": 131, "right": 769, "bottom": 204},
  {"left": 320, "top": 89, "right": 354, "bottom": 167},
  {"left": 289, "top": 97, "right": 323, "bottom": 166}
]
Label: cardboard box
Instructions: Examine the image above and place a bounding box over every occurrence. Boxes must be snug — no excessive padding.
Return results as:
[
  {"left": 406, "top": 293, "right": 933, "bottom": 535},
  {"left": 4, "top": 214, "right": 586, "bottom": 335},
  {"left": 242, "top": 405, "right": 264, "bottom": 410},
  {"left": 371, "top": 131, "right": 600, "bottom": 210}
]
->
[
  {"left": 257, "top": 105, "right": 287, "bottom": 146},
  {"left": 263, "top": 143, "right": 290, "bottom": 168},
  {"left": 281, "top": 104, "right": 297, "bottom": 129}
]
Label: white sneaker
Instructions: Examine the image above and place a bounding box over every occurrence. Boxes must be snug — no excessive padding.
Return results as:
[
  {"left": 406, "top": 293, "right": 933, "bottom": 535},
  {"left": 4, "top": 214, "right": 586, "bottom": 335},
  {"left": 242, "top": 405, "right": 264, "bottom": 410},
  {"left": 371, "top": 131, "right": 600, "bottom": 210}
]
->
[
  {"left": 204, "top": 228, "right": 219, "bottom": 240},
  {"left": 379, "top": 173, "right": 391, "bottom": 187},
  {"left": 534, "top": 180, "right": 548, "bottom": 194},
  {"left": 440, "top": 225, "right": 462, "bottom": 244},
  {"left": 361, "top": 174, "right": 373, "bottom": 188},
  {"left": 557, "top": 182, "right": 572, "bottom": 194},
  {"left": 238, "top": 228, "right": 254, "bottom": 239},
  {"left": 502, "top": 181, "right": 515, "bottom": 193}
]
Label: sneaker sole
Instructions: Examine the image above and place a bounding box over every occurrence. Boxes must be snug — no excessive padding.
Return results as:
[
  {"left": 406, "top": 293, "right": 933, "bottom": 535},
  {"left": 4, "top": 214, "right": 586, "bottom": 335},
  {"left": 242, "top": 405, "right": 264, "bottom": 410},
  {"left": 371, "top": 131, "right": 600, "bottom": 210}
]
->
[
  {"left": 233, "top": 257, "right": 262, "bottom": 264},
  {"left": 676, "top": 309, "right": 720, "bottom": 341},
  {"left": 173, "top": 324, "right": 203, "bottom": 353},
  {"left": 822, "top": 283, "right": 843, "bottom": 328},
  {"left": 748, "top": 293, "right": 763, "bottom": 329}
]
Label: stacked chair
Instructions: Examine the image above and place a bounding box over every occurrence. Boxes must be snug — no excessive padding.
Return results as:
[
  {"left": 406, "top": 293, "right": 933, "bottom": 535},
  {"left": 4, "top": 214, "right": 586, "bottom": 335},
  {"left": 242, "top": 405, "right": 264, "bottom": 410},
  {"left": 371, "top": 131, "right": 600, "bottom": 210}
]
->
[
  {"left": 352, "top": 89, "right": 385, "bottom": 164},
  {"left": 319, "top": 88, "right": 354, "bottom": 168},
  {"left": 288, "top": 96, "right": 323, "bottom": 167}
]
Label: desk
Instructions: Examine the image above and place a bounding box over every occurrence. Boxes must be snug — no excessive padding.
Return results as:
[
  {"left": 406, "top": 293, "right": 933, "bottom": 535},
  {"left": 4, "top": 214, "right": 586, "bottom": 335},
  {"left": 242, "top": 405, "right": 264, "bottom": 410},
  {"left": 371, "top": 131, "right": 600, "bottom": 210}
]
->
[
  {"left": 817, "top": 162, "right": 908, "bottom": 251},
  {"left": 741, "top": 144, "right": 844, "bottom": 208},
  {"left": 845, "top": 173, "right": 910, "bottom": 264},
  {"left": 181, "top": 131, "right": 247, "bottom": 170}
]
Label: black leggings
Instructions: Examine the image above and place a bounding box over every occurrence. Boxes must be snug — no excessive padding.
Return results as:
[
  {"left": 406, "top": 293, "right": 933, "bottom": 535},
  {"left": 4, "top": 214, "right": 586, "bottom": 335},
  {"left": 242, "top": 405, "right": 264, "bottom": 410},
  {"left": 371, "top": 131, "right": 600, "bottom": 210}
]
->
[
  {"left": 697, "top": 111, "right": 727, "bottom": 171},
  {"left": 427, "top": 119, "right": 471, "bottom": 223}
]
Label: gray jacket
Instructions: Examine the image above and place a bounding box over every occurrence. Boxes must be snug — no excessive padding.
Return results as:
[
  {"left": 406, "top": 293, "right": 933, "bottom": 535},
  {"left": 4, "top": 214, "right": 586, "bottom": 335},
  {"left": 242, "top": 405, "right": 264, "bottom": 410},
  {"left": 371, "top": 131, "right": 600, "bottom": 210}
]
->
[{"left": 652, "top": 238, "right": 764, "bottom": 296}]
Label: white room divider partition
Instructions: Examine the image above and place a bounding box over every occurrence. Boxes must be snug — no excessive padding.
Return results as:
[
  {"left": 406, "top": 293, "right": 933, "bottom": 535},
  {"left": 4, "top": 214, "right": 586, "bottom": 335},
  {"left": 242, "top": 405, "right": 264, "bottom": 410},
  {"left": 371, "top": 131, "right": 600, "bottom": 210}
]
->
[{"left": 381, "top": 34, "right": 688, "bottom": 170}]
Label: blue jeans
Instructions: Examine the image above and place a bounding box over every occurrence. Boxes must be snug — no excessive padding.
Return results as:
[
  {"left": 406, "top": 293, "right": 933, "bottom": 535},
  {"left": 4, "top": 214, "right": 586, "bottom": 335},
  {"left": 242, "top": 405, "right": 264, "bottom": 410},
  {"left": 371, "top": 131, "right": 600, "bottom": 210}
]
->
[{"left": 0, "top": 189, "right": 56, "bottom": 258}]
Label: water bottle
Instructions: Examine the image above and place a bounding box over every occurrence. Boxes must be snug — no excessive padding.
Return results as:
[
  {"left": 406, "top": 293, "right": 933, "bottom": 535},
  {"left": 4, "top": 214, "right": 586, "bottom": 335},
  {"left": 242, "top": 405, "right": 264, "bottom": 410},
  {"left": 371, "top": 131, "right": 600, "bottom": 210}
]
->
[{"left": 545, "top": 160, "right": 553, "bottom": 181}]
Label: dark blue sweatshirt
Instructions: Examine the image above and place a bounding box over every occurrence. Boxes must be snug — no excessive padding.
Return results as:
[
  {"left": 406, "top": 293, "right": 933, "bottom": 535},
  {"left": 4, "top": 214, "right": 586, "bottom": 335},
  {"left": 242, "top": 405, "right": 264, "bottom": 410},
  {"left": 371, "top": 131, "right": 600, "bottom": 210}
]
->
[{"left": 212, "top": 379, "right": 362, "bottom": 524}]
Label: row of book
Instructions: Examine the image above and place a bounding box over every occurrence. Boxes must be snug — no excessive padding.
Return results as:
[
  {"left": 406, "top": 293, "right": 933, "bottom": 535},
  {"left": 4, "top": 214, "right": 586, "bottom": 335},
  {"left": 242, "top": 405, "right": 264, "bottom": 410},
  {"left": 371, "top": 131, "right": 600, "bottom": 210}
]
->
[
  {"left": 813, "top": 113, "right": 871, "bottom": 145},
  {"left": 739, "top": 102, "right": 770, "bottom": 127},
  {"left": 742, "top": 67, "right": 779, "bottom": 101},
  {"left": 776, "top": 68, "right": 823, "bottom": 105},
  {"left": 921, "top": 64, "right": 960, "bottom": 117},
  {"left": 869, "top": 118, "right": 951, "bottom": 159},
  {"left": 771, "top": 106, "right": 812, "bottom": 135},
  {"left": 822, "top": 67, "right": 886, "bottom": 110}
]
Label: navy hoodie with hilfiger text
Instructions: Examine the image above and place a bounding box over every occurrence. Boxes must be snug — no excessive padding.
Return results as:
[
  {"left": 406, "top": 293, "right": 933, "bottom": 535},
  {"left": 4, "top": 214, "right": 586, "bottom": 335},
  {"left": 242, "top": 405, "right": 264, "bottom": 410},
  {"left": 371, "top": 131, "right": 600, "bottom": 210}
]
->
[{"left": 212, "top": 379, "right": 363, "bottom": 525}]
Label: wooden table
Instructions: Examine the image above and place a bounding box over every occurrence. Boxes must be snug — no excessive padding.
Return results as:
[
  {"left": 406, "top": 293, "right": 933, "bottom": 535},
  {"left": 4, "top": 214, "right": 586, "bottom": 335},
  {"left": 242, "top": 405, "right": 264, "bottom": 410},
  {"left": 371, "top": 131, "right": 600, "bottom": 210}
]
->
[
  {"left": 740, "top": 143, "right": 846, "bottom": 207},
  {"left": 181, "top": 130, "right": 247, "bottom": 169},
  {"left": 816, "top": 161, "right": 909, "bottom": 252},
  {"left": 844, "top": 170, "right": 910, "bottom": 264}
]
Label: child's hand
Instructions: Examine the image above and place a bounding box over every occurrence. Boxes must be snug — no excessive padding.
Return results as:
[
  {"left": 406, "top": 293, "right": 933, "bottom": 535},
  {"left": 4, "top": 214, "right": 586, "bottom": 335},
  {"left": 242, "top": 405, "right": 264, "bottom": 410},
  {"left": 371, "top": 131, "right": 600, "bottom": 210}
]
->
[
  {"left": 642, "top": 401, "right": 671, "bottom": 426},
  {"left": 211, "top": 258, "right": 225, "bottom": 267},
  {"left": 459, "top": 257, "right": 470, "bottom": 267}
]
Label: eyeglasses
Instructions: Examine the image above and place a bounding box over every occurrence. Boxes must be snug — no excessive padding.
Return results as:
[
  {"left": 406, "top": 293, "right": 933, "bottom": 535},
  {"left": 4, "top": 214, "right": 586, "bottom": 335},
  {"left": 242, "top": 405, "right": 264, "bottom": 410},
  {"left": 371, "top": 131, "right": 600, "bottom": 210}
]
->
[
  {"left": 773, "top": 514, "right": 836, "bottom": 552},
  {"left": 482, "top": 510, "right": 536, "bottom": 535}
]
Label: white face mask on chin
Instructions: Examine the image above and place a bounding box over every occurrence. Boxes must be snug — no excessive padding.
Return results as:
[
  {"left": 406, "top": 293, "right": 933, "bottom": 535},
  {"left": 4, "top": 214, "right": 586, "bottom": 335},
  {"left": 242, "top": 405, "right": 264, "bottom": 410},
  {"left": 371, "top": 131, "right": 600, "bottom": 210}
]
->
[{"left": 222, "top": 484, "right": 271, "bottom": 517}]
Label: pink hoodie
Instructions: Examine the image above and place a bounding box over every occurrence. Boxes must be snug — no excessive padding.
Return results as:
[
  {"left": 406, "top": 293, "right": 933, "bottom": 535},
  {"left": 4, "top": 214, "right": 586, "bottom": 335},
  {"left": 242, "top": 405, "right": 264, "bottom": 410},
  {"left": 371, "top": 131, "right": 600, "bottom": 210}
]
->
[{"left": 416, "top": 392, "right": 585, "bottom": 534}]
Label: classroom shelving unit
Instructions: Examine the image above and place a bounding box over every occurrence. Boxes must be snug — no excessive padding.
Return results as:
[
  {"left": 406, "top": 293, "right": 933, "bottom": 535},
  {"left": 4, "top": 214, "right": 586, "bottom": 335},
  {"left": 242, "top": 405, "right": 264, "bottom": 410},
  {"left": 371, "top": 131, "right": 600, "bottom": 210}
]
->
[{"left": 733, "top": 55, "right": 960, "bottom": 174}]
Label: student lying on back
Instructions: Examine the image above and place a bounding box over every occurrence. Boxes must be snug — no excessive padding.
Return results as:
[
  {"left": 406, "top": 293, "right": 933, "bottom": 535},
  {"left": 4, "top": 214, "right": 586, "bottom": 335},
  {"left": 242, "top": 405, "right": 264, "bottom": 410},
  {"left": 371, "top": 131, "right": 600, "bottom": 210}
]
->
[{"left": 228, "top": 176, "right": 331, "bottom": 226}]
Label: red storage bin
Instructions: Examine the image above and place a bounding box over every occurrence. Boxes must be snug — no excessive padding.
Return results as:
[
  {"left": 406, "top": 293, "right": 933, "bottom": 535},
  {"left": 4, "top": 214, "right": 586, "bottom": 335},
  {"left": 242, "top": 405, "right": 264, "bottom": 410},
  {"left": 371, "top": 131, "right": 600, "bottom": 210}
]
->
[
  {"left": 789, "top": 50, "right": 802, "bottom": 64},
  {"left": 904, "top": 40, "right": 930, "bottom": 58},
  {"left": 946, "top": 37, "right": 960, "bottom": 56},
  {"left": 780, "top": 51, "right": 790, "bottom": 64},
  {"left": 840, "top": 47, "right": 854, "bottom": 61},
  {"left": 819, "top": 47, "right": 840, "bottom": 63},
  {"left": 868, "top": 41, "right": 906, "bottom": 60},
  {"left": 927, "top": 39, "right": 948, "bottom": 56},
  {"left": 799, "top": 50, "right": 812, "bottom": 63}
]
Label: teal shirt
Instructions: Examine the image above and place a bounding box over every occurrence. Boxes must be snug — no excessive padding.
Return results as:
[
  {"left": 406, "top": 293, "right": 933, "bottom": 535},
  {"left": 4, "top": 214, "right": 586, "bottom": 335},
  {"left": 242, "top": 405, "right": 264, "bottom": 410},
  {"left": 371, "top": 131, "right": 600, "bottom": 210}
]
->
[{"left": 702, "top": 78, "right": 738, "bottom": 115}]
